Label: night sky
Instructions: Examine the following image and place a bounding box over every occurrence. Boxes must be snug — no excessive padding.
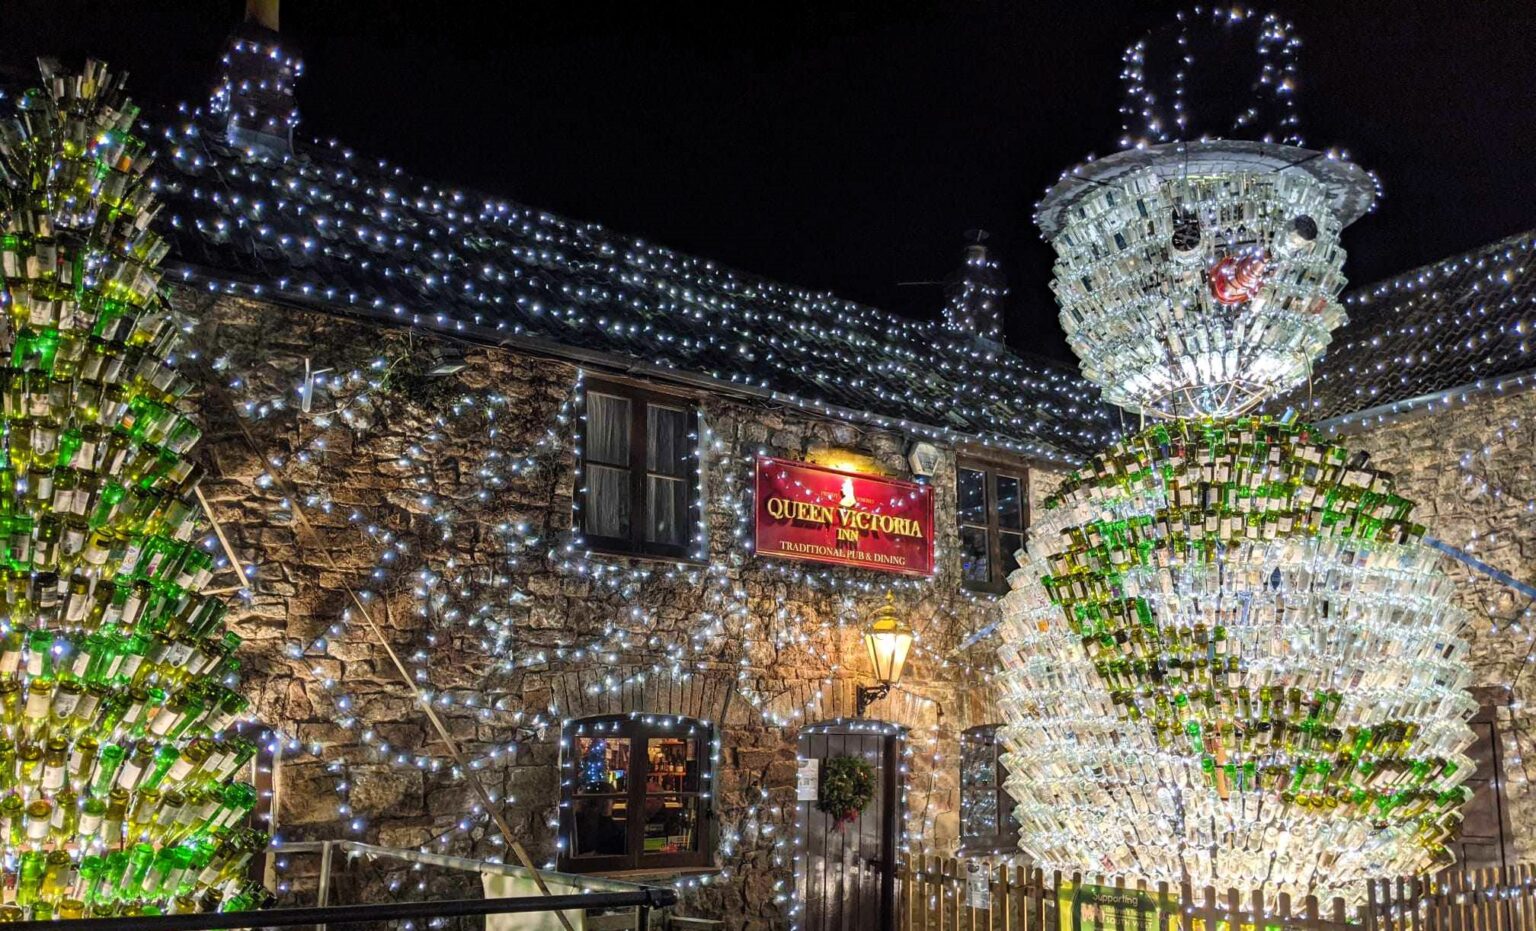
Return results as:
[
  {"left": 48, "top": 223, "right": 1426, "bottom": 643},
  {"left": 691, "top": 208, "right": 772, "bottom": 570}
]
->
[{"left": 3, "top": 1, "right": 1534, "bottom": 364}]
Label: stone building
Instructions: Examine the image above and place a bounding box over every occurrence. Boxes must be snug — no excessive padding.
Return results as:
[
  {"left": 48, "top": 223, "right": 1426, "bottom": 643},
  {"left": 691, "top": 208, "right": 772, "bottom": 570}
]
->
[{"left": 64, "top": 5, "right": 1536, "bottom": 928}]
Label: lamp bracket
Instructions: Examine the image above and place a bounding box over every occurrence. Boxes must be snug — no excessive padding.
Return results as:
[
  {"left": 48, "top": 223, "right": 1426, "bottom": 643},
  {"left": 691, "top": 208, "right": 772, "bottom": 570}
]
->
[{"left": 856, "top": 683, "right": 891, "bottom": 718}]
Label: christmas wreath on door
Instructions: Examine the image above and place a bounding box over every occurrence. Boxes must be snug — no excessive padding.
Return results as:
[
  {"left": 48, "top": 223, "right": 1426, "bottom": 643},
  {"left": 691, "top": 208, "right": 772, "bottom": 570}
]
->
[{"left": 817, "top": 754, "right": 876, "bottom": 828}]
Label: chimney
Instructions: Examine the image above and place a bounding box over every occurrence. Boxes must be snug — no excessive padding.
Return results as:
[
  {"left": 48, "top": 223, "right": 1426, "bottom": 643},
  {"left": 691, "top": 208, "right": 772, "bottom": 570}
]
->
[
  {"left": 942, "top": 230, "right": 1006, "bottom": 342},
  {"left": 212, "top": 0, "right": 302, "bottom": 153}
]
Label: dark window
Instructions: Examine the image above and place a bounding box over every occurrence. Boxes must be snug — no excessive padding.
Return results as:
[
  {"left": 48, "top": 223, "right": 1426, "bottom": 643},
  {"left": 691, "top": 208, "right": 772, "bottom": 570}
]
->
[
  {"left": 958, "top": 725, "right": 1019, "bottom": 857},
  {"left": 1445, "top": 686, "right": 1516, "bottom": 872},
  {"left": 957, "top": 461, "right": 1028, "bottom": 593},
  {"left": 559, "top": 715, "right": 715, "bottom": 872},
  {"left": 579, "top": 381, "right": 700, "bottom": 559}
]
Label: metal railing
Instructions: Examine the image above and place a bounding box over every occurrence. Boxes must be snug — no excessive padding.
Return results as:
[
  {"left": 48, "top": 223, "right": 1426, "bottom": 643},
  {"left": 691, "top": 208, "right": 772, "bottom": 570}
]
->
[
  {"left": 5, "top": 888, "right": 676, "bottom": 931},
  {"left": 5, "top": 840, "right": 676, "bottom": 931}
]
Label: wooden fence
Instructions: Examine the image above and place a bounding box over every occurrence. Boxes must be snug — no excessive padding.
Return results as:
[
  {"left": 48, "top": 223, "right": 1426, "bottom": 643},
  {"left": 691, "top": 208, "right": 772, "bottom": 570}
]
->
[{"left": 899, "top": 857, "right": 1536, "bottom": 931}]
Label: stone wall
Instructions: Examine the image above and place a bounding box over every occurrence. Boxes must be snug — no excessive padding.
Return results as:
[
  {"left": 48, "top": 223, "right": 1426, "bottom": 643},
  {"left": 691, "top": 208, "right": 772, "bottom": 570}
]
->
[
  {"left": 176, "top": 288, "right": 1020, "bottom": 927},
  {"left": 180, "top": 284, "right": 1536, "bottom": 917}
]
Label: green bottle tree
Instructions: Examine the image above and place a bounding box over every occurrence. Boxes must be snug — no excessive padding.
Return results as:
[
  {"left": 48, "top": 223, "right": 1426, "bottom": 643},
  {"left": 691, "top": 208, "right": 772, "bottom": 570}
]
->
[{"left": 0, "top": 60, "right": 268, "bottom": 917}]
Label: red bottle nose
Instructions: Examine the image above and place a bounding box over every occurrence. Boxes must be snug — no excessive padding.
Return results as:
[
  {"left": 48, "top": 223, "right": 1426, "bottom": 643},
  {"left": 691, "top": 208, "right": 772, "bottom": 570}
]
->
[{"left": 1209, "top": 253, "right": 1268, "bottom": 305}]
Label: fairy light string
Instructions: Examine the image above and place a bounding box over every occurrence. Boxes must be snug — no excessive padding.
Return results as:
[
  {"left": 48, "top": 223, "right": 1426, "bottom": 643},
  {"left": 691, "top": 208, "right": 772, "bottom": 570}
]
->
[{"left": 203, "top": 335, "right": 991, "bottom": 917}]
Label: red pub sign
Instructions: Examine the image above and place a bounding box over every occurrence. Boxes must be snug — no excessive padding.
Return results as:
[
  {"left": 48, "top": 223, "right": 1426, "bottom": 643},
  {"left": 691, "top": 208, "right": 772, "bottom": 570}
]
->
[{"left": 754, "top": 456, "right": 935, "bottom": 576}]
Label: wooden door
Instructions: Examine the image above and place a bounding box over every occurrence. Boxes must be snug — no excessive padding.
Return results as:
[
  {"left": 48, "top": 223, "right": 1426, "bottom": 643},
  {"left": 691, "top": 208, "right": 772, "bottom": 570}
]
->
[{"left": 797, "top": 722, "right": 904, "bottom": 931}]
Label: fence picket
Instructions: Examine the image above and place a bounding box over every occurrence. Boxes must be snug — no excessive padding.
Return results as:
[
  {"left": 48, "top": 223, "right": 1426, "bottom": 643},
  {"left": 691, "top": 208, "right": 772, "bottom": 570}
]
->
[
  {"left": 1014, "top": 864, "right": 1027, "bottom": 931},
  {"left": 1517, "top": 866, "right": 1529, "bottom": 931},
  {"left": 908, "top": 855, "right": 921, "bottom": 931},
  {"left": 921, "top": 854, "right": 935, "bottom": 931},
  {"left": 1040, "top": 869, "right": 1053, "bottom": 931},
  {"left": 885, "top": 856, "right": 1536, "bottom": 931},
  {"left": 998, "top": 863, "right": 1012, "bottom": 931},
  {"left": 1519, "top": 865, "right": 1532, "bottom": 931}
]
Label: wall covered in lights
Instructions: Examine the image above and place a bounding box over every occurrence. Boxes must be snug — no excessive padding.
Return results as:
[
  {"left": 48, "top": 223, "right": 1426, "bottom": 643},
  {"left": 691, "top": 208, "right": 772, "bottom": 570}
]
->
[{"left": 175, "top": 286, "right": 1015, "bottom": 925}]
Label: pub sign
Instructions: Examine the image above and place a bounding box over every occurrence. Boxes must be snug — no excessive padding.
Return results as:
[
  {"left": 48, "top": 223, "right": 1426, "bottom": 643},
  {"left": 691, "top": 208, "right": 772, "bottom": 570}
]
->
[{"left": 753, "top": 456, "right": 935, "bottom": 576}]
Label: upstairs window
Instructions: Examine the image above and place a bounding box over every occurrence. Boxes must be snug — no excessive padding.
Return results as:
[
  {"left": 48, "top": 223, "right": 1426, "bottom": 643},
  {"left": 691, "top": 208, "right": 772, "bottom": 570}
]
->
[
  {"left": 958, "top": 724, "right": 1020, "bottom": 857},
  {"left": 559, "top": 715, "right": 715, "bottom": 873},
  {"left": 957, "top": 461, "right": 1027, "bottom": 593},
  {"left": 580, "top": 380, "right": 700, "bottom": 559}
]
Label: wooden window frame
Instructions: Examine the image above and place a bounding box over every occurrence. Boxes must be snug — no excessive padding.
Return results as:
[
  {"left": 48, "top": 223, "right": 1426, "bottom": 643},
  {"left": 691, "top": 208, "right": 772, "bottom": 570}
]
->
[
  {"left": 558, "top": 715, "right": 716, "bottom": 874},
  {"left": 578, "top": 379, "right": 702, "bottom": 561},
  {"left": 957, "top": 724, "right": 1020, "bottom": 858},
  {"left": 956, "top": 458, "right": 1029, "bottom": 595}
]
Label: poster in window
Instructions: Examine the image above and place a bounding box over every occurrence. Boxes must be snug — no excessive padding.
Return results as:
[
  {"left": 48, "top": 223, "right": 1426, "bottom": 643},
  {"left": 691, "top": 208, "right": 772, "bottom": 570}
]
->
[{"left": 796, "top": 758, "right": 820, "bottom": 801}]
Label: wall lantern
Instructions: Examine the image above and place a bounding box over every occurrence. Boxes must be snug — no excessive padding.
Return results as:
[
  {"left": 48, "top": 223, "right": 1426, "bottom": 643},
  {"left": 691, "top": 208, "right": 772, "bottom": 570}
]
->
[
  {"left": 907, "top": 441, "right": 941, "bottom": 478},
  {"left": 857, "top": 593, "right": 913, "bottom": 717}
]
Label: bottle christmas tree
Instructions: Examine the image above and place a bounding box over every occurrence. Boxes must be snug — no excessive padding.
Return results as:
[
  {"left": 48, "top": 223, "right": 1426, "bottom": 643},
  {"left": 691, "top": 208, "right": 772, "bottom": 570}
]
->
[{"left": 0, "top": 60, "right": 268, "bottom": 918}]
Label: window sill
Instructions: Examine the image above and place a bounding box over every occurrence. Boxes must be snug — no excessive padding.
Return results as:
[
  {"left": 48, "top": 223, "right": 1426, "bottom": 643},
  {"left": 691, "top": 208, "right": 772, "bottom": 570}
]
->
[
  {"left": 961, "top": 583, "right": 1008, "bottom": 598},
  {"left": 956, "top": 844, "right": 1022, "bottom": 860},
  {"left": 584, "top": 866, "right": 724, "bottom": 882},
  {"left": 580, "top": 544, "right": 710, "bottom": 569}
]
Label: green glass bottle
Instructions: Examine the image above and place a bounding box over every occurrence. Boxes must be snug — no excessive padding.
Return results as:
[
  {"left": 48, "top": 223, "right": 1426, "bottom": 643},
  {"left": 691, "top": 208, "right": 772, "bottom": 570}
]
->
[
  {"left": 79, "top": 797, "right": 106, "bottom": 846},
  {"left": 122, "top": 843, "right": 155, "bottom": 899},
  {"left": 90, "top": 742, "right": 125, "bottom": 797},
  {"left": 15, "top": 850, "right": 43, "bottom": 906}
]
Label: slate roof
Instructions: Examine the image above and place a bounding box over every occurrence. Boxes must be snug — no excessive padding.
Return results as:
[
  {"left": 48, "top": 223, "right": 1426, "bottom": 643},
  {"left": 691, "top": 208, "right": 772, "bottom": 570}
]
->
[
  {"left": 144, "top": 124, "right": 1121, "bottom": 463},
  {"left": 1282, "top": 230, "right": 1536, "bottom": 423}
]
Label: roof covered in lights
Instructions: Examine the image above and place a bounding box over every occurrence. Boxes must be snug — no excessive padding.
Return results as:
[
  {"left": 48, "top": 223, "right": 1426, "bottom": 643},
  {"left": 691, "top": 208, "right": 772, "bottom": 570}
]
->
[
  {"left": 1280, "top": 229, "right": 1536, "bottom": 426},
  {"left": 146, "top": 127, "right": 1120, "bottom": 464}
]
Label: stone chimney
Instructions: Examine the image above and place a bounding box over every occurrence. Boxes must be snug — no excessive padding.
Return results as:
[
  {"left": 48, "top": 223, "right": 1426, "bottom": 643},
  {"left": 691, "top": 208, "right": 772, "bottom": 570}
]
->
[
  {"left": 942, "top": 230, "right": 1005, "bottom": 342},
  {"left": 213, "top": 0, "right": 301, "bottom": 153}
]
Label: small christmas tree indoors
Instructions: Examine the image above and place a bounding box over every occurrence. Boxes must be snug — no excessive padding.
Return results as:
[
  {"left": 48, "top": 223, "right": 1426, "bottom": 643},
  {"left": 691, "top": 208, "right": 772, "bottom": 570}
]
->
[{"left": 0, "top": 60, "right": 268, "bottom": 918}]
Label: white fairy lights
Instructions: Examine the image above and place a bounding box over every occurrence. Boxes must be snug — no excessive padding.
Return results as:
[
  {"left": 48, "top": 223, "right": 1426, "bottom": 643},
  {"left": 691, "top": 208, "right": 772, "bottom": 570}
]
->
[
  {"left": 146, "top": 49, "right": 1119, "bottom": 466},
  {"left": 1119, "top": 7, "right": 1303, "bottom": 150},
  {"left": 211, "top": 344, "right": 984, "bottom": 915}
]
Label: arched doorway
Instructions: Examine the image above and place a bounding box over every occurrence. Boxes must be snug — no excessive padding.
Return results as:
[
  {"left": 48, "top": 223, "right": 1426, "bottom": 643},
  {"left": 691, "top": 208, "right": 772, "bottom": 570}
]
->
[{"left": 796, "top": 719, "right": 906, "bottom": 931}]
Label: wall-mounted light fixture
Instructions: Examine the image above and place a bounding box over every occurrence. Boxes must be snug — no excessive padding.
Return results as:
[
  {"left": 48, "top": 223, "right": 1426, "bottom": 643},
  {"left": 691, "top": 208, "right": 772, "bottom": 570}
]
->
[{"left": 857, "top": 593, "right": 913, "bottom": 717}]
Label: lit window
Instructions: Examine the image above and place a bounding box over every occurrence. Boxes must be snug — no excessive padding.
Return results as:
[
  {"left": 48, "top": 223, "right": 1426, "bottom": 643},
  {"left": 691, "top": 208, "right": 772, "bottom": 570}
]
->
[
  {"left": 579, "top": 380, "right": 700, "bottom": 559},
  {"left": 559, "top": 715, "right": 715, "bottom": 872}
]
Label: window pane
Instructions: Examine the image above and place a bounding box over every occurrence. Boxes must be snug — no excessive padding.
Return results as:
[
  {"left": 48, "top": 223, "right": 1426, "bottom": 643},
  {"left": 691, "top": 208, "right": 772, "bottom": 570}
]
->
[
  {"left": 587, "top": 393, "right": 631, "bottom": 465},
  {"left": 641, "top": 796, "right": 699, "bottom": 855},
  {"left": 646, "top": 475, "right": 688, "bottom": 546},
  {"left": 957, "top": 468, "right": 987, "bottom": 526},
  {"left": 573, "top": 736, "right": 630, "bottom": 794},
  {"left": 996, "top": 475, "right": 1023, "bottom": 529},
  {"left": 1000, "top": 532, "right": 1024, "bottom": 577},
  {"left": 963, "top": 751, "right": 998, "bottom": 788},
  {"left": 961, "top": 788, "right": 1000, "bottom": 838},
  {"left": 586, "top": 464, "right": 631, "bottom": 539},
  {"left": 960, "top": 526, "right": 990, "bottom": 583},
  {"left": 647, "top": 405, "right": 689, "bottom": 477},
  {"left": 646, "top": 736, "right": 701, "bottom": 793},
  {"left": 572, "top": 798, "right": 629, "bottom": 857}
]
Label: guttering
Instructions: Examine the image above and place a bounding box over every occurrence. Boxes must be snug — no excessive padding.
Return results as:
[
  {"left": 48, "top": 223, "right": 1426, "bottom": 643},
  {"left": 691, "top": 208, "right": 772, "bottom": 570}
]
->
[{"left": 1309, "top": 367, "right": 1536, "bottom": 435}]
